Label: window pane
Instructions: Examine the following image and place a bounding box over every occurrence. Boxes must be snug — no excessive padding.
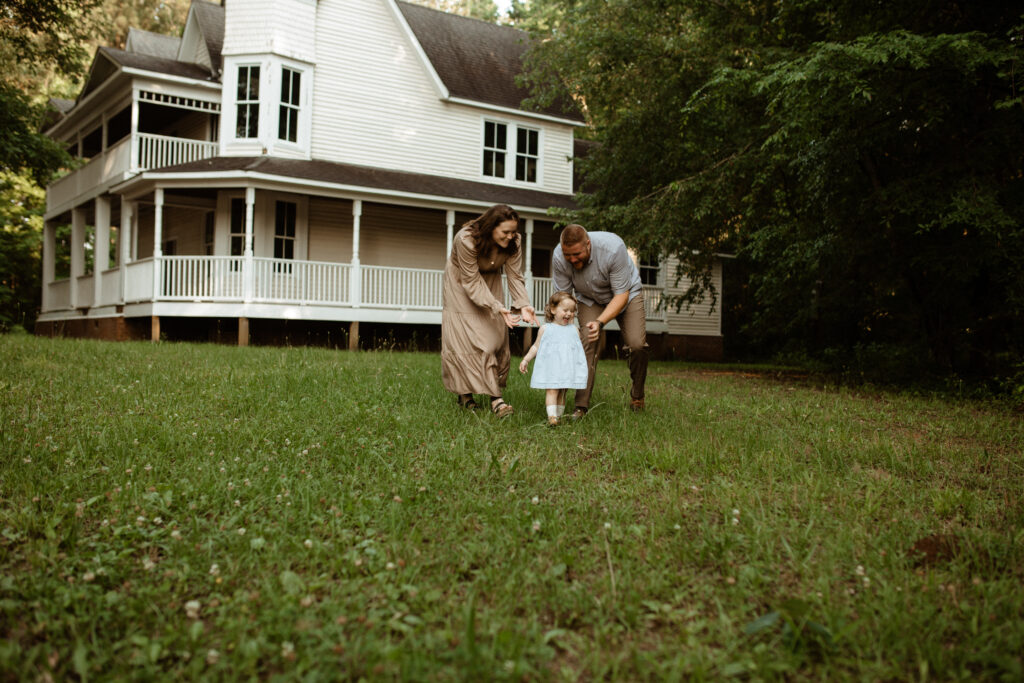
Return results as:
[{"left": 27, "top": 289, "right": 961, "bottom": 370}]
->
[
  {"left": 494, "top": 153, "right": 505, "bottom": 178},
  {"left": 231, "top": 198, "right": 244, "bottom": 232},
  {"left": 529, "top": 130, "right": 538, "bottom": 155},
  {"left": 248, "top": 66, "right": 260, "bottom": 99},
  {"left": 483, "top": 151, "right": 494, "bottom": 176},
  {"left": 288, "top": 109, "right": 298, "bottom": 142},
  {"left": 237, "top": 66, "right": 249, "bottom": 99},
  {"left": 231, "top": 235, "right": 243, "bottom": 256},
  {"left": 525, "top": 158, "right": 536, "bottom": 182},
  {"left": 484, "top": 122, "right": 494, "bottom": 148},
  {"left": 496, "top": 123, "right": 506, "bottom": 148},
  {"left": 290, "top": 71, "right": 301, "bottom": 106},
  {"left": 517, "top": 128, "right": 528, "bottom": 154}
]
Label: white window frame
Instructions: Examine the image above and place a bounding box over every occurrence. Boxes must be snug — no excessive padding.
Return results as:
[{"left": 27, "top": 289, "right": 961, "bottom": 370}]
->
[
  {"left": 235, "top": 64, "right": 261, "bottom": 139},
  {"left": 481, "top": 117, "right": 543, "bottom": 186},
  {"left": 278, "top": 66, "right": 302, "bottom": 144}
]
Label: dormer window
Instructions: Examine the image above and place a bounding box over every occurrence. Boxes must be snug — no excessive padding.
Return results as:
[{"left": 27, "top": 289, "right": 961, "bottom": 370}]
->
[
  {"left": 482, "top": 119, "right": 540, "bottom": 184},
  {"left": 236, "top": 65, "right": 260, "bottom": 139},
  {"left": 279, "top": 67, "right": 301, "bottom": 143}
]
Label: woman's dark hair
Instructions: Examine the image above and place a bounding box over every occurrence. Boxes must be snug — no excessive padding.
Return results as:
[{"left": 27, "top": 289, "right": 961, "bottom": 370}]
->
[{"left": 464, "top": 204, "right": 520, "bottom": 256}]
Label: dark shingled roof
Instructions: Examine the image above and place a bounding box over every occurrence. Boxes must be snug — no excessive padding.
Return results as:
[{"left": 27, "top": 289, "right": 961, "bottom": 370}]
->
[
  {"left": 151, "top": 156, "right": 576, "bottom": 210},
  {"left": 98, "top": 47, "right": 217, "bottom": 82},
  {"left": 125, "top": 28, "right": 181, "bottom": 60},
  {"left": 396, "top": 2, "right": 581, "bottom": 122},
  {"left": 191, "top": 0, "right": 225, "bottom": 75}
]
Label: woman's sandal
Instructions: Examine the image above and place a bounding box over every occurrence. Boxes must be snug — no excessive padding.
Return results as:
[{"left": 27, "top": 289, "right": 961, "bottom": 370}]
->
[
  {"left": 490, "top": 397, "right": 514, "bottom": 418},
  {"left": 457, "top": 394, "right": 479, "bottom": 411}
]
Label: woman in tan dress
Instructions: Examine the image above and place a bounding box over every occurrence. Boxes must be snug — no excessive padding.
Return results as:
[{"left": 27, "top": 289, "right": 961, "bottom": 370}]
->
[{"left": 441, "top": 204, "right": 537, "bottom": 416}]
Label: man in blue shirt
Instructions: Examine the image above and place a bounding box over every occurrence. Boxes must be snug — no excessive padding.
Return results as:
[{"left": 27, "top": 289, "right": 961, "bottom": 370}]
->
[{"left": 552, "top": 224, "right": 649, "bottom": 417}]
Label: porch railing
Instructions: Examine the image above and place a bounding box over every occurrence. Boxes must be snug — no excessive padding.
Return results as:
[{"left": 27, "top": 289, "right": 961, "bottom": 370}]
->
[
  {"left": 361, "top": 265, "right": 443, "bottom": 310},
  {"left": 60, "top": 255, "right": 667, "bottom": 322},
  {"left": 136, "top": 133, "right": 218, "bottom": 171}
]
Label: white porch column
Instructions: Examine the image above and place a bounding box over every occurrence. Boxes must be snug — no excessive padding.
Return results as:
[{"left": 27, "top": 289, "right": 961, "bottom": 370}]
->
[
  {"left": 94, "top": 196, "right": 111, "bottom": 306},
  {"left": 129, "top": 87, "right": 140, "bottom": 171},
  {"left": 120, "top": 199, "right": 134, "bottom": 303},
  {"left": 445, "top": 209, "right": 455, "bottom": 259},
  {"left": 243, "top": 186, "right": 255, "bottom": 302},
  {"left": 42, "top": 221, "right": 55, "bottom": 312},
  {"left": 152, "top": 188, "right": 164, "bottom": 300},
  {"left": 70, "top": 206, "right": 86, "bottom": 309},
  {"left": 350, "top": 199, "right": 362, "bottom": 307}
]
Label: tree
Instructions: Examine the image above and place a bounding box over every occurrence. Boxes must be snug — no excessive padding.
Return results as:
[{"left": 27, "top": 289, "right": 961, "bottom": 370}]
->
[
  {"left": 520, "top": 0, "right": 1024, "bottom": 379},
  {"left": 407, "top": 0, "right": 499, "bottom": 23}
]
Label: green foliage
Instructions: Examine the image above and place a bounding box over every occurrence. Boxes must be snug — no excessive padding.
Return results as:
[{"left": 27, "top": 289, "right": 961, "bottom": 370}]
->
[
  {"left": 520, "top": 0, "right": 1024, "bottom": 381},
  {"left": 0, "top": 173, "right": 44, "bottom": 331},
  {"left": 1, "top": 337, "right": 1022, "bottom": 678}
]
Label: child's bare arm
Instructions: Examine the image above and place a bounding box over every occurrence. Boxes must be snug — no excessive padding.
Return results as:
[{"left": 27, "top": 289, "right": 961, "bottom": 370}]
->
[{"left": 518, "top": 327, "right": 544, "bottom": 373}]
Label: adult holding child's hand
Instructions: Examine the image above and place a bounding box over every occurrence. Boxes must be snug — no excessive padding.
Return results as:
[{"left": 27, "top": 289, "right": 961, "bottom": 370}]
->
[{"left": 441, "top": 204, "right": 537, "bottom": 417}]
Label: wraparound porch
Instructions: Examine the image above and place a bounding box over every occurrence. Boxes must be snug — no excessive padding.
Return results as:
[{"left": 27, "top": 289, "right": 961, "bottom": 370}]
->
[{"left": 37, "top": 254, "right": 669, "bottom": 344}]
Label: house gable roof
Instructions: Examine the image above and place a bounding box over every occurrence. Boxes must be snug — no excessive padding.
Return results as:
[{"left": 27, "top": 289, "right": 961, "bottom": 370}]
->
[
  {"left": 143, "top": 156, "right": 577, "bottom": 211},
  {"left": 395, "top": 1, "right": 581, "bottom": 123},
  {"left": 183, "top": 0, "right": 224, "bottom": 76},
  {"left": 125, "top": 28, "right": 182, "bottom": 60}
]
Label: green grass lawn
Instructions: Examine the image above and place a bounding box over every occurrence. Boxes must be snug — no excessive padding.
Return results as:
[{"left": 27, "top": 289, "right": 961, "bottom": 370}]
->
[{"left": 1, "top": 334, "right": 1022, "bottom": 680}]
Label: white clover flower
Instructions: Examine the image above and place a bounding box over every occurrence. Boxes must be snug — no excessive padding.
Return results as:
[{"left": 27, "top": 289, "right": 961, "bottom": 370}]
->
[
  {"left": 227, "top": 482, "right": 235, "bottom": 490},
  {"left": 82, "top": 571, "right": 96, "bottom": 582},
  {"left": 142, "top": 557, "right": 156, "bottom": 571},
  {"left": 386, "top": 562, "right": 396, "bottom": 570},
  {"left": 234, "top": 499, "right": 240, "bottom": 507},
  {"left": 604, "top": 522, "right": 611, "bottom": 530},
  {"left": 144, "top": 464, "right": 153, "bottom": 472},
  {"left": 209, "top": 563, "right": 220, "bottom": 576},
  {"left": 532, "top": 520, "right": 541, "bottom": 532},
  {"left": 171, "top": 529, "right": 182, "bottom": 540},
  {"left": 281, "top": 641, "right": 295, "bottom": 658},
  {"left": 731, "top": 517, "right": 739, "bottom": 525},
  {"left": 237, "top": 527, "right": 246, "bottom": 536},
  {"left": 300, "top": 596, "right": 314, "bottom": 607},
  {"left": 206, "top": 649, "right": 219, "bottom": 665},
  {"left": 185, "top": 600, "right": 201, "bottom": 619},
  {"left": 153, "top": 517, "right": 163, "bottom": 525},
  {"left": 855, "top": 565, "right": 865, "bottom": 576},
  {"left": 304, "top": 539, "right": 313, "bottom": 549},
  {"left": 862, "top": 576, "right": 871, "bottom": 586},
  {"left": 732, "top": 509, "right": 740, "bottom": 517},
  {"left": 531, "top": 496, "right": 539, "bottom": 505},
  {"left": 673, "top": 524, "right": 681, "bottom": 530}
]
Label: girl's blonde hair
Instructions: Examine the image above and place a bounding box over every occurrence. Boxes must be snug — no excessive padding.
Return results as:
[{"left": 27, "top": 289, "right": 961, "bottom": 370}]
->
[{"left": 545, "top": 291, "right": 577, "bottom": 322}]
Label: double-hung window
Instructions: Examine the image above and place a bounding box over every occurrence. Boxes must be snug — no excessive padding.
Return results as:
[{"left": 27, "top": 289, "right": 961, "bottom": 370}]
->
[
  {"left": 236, "top": 65, "right": 260, "bottom": 138},
  {"left": 483, "top": 121, "right": 507, "bottom": 178},
  {"left": 515, "top": 127, "right": 539, "bottom": 182},
  {"left": 274, "top": 201, "right": 297, "bottom": 273},
  {"left": 483, "top": 120, "right": 540, "bottom": 184},
  {"left": 279, "top": 68, "right": 301, "bottom": 143},
  {"left": 230, "top": 198, "right": 246, "bottom": 270},
  {"left": 638, "top": 254, "right": 660, "bottom": 286}
]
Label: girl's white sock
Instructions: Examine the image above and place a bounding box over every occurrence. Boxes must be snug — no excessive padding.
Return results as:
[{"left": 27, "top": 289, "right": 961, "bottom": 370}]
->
[
  {"left": 547, "top": 405, "right": 559, "bottom": 418},
  {"left": 555, "top": 405, "right": 565, "bottom": 418}
]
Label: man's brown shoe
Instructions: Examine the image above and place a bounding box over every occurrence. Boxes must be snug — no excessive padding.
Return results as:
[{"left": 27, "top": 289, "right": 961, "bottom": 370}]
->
[
  {"left": 571, "top": 406, "right": 588, "bottom": 420},
  {"left": 630, "top": 399, "right": 645, "bottom": 412}
]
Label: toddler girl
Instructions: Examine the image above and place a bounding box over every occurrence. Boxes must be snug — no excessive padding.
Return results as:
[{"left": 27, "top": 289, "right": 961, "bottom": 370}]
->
[{"left": 519, "top": 291, "right": 589, "bottom": 425}]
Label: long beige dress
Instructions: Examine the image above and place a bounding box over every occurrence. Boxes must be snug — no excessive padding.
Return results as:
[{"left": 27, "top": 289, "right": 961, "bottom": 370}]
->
[{"left": 441, "top": 227, "right": 530, "bottom": 396}]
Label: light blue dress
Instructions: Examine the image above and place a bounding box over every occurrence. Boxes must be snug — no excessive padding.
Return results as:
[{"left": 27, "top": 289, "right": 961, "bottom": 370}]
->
[{"left": 530, "top": 323, "right": 589, "bottom": 389}]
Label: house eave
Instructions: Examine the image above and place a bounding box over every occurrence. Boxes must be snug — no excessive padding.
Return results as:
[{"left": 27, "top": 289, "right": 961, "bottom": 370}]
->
[
  {"left": 44, "top": 66, "right": 221, "bottom": 140},
  {"left": 111, "top": 168, "right": 571, "bottom": 216},
  {"left": 445, "top": 96, "right": 585, "bottom": 128}
]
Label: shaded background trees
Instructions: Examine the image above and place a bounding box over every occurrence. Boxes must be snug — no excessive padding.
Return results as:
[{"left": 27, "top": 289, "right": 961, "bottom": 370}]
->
[{"left": 519, "top": 0, "right": 1024, "bottom": 385}]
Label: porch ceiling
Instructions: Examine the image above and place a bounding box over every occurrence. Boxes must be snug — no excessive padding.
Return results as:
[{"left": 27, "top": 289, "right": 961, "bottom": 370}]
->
[{"left": 129, "top": 156, "right": 578, "bottom": 212}]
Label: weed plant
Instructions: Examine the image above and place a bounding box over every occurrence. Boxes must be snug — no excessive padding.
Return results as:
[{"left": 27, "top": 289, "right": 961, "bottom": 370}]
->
[{"left": 1, "top": 335, "right": 1022, "bottom": 680}]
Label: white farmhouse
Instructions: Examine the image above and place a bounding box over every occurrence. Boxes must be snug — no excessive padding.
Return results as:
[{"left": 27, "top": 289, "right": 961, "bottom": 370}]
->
[{"left": 38, "top": 0, "right": 723, "bottom": 359}]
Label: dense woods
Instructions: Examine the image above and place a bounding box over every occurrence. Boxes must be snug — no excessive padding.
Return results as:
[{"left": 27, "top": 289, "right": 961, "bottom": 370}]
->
[{"left": 520, "top": 0, "right": 1024, "bottom": 388}]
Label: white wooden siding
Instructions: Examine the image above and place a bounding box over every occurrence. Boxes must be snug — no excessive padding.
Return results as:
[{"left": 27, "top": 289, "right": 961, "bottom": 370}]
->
[
  {"left": 663, "top": 256, "right": 722, "bottom": 336},
  {"left": 222, "top": 0, "right": 317, "bottom": 64},
  {"left": 310, "top": 0, "right": 575, "bottom": 196},
  {"left": 162, "top": 206, "right": 208, "bottom": 255},
  {"left": 359, "top": 203, "right": 447, "bottom": 269},
  {"left": 308, "top": 197, "right": 354, "bottom": 263}
]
